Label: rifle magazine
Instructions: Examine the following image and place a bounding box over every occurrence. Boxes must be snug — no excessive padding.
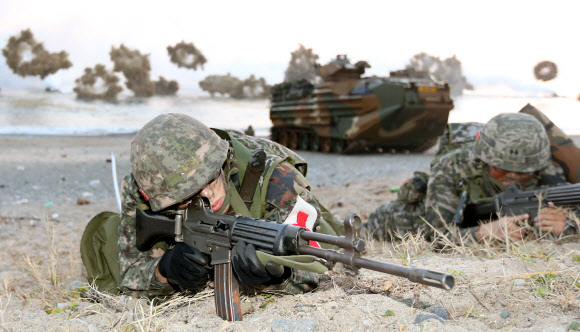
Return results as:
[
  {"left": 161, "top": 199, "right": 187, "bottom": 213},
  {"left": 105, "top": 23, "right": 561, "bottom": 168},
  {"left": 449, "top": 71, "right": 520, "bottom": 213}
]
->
[{"left": 214, "top": 263, "right": 243, "bottom": 321}]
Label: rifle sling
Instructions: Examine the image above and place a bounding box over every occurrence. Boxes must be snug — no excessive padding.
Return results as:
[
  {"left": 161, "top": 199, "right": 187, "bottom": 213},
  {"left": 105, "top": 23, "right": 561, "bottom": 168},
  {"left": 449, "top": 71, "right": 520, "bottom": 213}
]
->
[
  {"left": 238, "top": 149, "right": 266, "bottom": 209},
  {"left": 255, "top": 251, "right": 328, "bottom": 274},
  {"left": 228, "top": 181, "right": 252, "bottom": 218}
]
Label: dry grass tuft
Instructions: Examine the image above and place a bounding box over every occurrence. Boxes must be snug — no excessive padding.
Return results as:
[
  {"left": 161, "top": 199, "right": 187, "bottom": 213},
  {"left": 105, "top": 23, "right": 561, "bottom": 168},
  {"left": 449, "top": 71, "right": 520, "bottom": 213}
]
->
[
  {"left": 0, "top": 292, "right": 11, "bottom": 329},
  {"left": 389, "top": 229, "right": 431, "bottom": 266},
  {"left": 76, "top": 285, "right": 214, "bottom": 331},
  {"left": 21, "top": 217, "right": 79, "bottom": 309},
  {"left": 356, "top": 202, "right": 580, "bottom": 320}
]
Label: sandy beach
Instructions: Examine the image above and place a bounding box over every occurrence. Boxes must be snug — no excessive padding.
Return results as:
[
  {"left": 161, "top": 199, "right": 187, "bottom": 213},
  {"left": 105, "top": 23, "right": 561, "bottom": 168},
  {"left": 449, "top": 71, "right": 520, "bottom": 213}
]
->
[{"left": 0, "top": 134, "right": 579, "bottom": 331}]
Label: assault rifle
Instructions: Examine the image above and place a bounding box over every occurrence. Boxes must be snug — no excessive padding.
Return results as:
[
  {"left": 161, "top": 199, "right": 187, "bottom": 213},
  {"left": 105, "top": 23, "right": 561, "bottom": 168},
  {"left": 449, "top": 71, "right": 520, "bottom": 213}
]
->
[
  {"left": 136, "top": 197, "right": 455, "bottom": 321},
  {"left": 457, "top": 183, "right": 580, "bottom": 228}
]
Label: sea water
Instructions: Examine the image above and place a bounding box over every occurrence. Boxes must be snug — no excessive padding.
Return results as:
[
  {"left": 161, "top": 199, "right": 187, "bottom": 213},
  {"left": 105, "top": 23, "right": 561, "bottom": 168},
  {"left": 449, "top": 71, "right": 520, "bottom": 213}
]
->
[{"left": 1, "top": 89, "right": 579, "bottom": 137}]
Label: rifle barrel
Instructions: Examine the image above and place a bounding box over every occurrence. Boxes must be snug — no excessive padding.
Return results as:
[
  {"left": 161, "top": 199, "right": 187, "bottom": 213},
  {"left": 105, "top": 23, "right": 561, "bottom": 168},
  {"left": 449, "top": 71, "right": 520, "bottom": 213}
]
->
[
  {"left": 298, "top": 245, "right": 455, "bottom": 290},
  {"left": 353, "top": 256, "right": 455, "bottom": 290}
]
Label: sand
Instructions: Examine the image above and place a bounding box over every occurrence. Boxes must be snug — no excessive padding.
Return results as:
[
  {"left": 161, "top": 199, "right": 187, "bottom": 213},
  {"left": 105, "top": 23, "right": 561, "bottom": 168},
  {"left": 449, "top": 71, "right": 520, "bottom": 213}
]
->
[{"left": 0, "top": 134, "right": 579, "bottom": 331}]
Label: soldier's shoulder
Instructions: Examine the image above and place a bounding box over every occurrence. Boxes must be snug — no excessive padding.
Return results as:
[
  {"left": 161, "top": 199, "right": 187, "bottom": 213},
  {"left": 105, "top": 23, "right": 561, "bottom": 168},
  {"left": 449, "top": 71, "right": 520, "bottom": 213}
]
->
[
  {"left": 542, "top": 162, "right": 565, "bottom": 174},
  {"left": 539, "top": 162, "right": 568, "bottom": 183},
  {"left": 433, "top": 145, "right": 477, "bottom": 168},
  {"left": 269, "top": 161, "right": 309, "bottom": 187}
]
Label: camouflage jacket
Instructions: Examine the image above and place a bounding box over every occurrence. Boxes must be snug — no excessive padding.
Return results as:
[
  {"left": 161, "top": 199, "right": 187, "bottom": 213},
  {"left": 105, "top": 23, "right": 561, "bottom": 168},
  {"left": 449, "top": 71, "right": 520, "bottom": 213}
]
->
[
  {"left": 424, "top": 145, "right": 575, "bottom": 241},
  {"left": 118, "top": 158, "right": 340, "bottom": 298}
]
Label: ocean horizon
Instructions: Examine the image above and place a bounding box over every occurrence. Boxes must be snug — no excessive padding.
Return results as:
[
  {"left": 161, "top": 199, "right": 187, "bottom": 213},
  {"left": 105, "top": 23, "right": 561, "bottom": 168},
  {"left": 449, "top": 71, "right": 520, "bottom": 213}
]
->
[{"left": 1, "top": 87, "right": 579, "bottom": 137}]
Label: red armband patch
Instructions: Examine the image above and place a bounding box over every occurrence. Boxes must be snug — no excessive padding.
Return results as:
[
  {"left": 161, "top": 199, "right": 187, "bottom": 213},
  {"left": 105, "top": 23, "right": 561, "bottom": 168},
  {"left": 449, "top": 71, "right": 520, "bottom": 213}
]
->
[{"left": 283, "top": 196, "right": 321, "bottom": 248}]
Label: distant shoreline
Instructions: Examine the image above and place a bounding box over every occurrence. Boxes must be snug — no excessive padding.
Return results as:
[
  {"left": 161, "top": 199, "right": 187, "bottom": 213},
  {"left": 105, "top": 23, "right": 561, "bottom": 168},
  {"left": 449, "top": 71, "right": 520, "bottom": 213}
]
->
[{"left": 0, "top": 132, "right": 138, "bottom": 140}]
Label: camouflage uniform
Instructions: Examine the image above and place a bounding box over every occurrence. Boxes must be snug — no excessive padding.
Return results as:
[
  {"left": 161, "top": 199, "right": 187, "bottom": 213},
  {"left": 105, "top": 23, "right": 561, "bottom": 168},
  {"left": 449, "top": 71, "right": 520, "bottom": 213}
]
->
[
  {"left": 365, "top": 171, "right": 428, "bottom": 240},
  {"left": 365, "top": 122, "right": 482, "bottom": 240},
  {"left": 366, "top": 113, "right": 579, "bottom": 242},
  {"left": 423, "top": 146, "right": 569, "bottom": 241},
  {"left": 118, "top": 114, "right": 343, "bottom": 298}
]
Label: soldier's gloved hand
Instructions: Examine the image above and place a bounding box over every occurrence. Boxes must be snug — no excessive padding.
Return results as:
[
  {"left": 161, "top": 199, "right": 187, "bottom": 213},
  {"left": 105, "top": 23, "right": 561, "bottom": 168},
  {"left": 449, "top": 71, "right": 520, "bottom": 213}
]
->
[
  {"left": 232, "top": 240, "right": 287, "bottom": 286},
  {"left": 158, "top": 243, "right": 211, "bottom": 291}
]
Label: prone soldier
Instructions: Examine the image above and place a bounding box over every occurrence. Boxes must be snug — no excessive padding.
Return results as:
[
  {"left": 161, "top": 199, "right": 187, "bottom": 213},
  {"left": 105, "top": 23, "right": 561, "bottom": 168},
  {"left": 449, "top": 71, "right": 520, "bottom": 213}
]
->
[
  {"left": 120, "top": 114, "right": 346, "bottom": 297},
  {"left": 83, "top": 113, "right": 345, "bottom": 297},
  {"left": 365, "top": 112, "right": 579, "bottom": 243}
]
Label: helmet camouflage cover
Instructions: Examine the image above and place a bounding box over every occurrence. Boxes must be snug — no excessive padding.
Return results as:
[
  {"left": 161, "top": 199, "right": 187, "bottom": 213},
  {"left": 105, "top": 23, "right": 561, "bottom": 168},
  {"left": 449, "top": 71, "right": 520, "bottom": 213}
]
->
[
  {"left": 473, "top": 112, "right": 550, "bottom": 173},
  {"left": 131, "top": 113, "right": 229, "bottom": 211}
]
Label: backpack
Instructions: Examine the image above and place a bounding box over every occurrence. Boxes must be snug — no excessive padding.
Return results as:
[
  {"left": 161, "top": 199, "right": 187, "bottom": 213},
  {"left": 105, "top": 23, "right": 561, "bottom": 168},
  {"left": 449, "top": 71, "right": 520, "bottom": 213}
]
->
[
  {"left": 80, "top": 211, "right": 121, "bottom": 294},
  {"left": 213, "top": 129, "right": 345, "bottom": 238},
  {"left": 212, "top": 128, "right": 308, "bottom": 177}
]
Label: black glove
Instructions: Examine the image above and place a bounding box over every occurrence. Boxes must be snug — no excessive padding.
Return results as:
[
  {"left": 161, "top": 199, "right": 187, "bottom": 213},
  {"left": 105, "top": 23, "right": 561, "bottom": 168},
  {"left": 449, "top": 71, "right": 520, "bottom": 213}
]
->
[
  {"left": 232, "top": 240, "right": 287, "bottom": 286},
  {"left": 158, "top": 243, "right": 211, "bottom": 291}
]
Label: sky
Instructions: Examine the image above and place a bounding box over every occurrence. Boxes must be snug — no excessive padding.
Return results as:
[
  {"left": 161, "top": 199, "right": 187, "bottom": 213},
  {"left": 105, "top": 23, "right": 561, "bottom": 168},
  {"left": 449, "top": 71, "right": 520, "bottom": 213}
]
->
[{"left": 1, "top": 0, "right": 579, "bottom": 96}]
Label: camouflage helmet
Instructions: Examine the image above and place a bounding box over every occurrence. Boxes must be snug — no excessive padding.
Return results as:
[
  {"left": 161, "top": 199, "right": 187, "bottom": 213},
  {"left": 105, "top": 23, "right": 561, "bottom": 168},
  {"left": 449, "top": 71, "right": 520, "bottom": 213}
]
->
[
  {"left": 473, "top": 113, "right": 550, "bottom": 173},
  {"left": 131, "top": 113, "right": 229, "bottom": 211}
]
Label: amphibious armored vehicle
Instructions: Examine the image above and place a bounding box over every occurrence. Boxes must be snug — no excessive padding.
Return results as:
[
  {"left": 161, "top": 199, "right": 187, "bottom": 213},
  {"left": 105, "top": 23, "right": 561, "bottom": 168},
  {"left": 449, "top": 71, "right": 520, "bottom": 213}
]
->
[{"left": 269, "top": 55, "right": 454, "bottom": 153}]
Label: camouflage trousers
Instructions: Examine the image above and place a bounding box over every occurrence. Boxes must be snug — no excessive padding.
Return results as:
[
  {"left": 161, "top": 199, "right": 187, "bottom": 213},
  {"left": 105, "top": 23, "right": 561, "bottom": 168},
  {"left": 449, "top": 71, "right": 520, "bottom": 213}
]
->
[{"left": 364, "top": 201, "right": 426, "bottom": 241}]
